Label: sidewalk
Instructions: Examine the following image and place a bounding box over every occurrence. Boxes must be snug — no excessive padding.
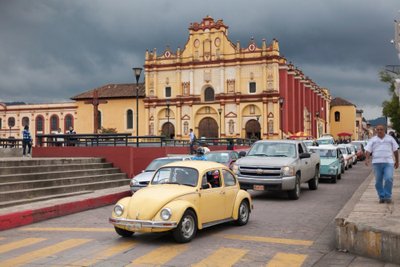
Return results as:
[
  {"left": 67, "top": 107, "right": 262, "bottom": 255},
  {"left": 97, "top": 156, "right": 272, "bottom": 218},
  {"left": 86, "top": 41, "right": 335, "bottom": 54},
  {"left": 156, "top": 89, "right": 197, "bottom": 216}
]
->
[{"left": 336, "top": 166, "right": 400, "bottom": 265}]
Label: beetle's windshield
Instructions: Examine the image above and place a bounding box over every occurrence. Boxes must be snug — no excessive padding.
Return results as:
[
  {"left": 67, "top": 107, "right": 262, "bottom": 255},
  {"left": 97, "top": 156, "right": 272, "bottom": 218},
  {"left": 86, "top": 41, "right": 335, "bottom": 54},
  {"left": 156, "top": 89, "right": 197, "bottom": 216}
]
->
[{"left": 151, "top": 167, "right": 198, "bottom": 187}]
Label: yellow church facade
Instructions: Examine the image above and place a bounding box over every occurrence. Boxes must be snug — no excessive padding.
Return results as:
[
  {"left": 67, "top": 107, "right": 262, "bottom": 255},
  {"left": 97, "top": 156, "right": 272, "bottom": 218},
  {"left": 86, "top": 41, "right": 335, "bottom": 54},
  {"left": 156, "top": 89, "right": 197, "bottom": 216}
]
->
[{"left": 143, "top": 16, "right": 330, "bottom": 140}]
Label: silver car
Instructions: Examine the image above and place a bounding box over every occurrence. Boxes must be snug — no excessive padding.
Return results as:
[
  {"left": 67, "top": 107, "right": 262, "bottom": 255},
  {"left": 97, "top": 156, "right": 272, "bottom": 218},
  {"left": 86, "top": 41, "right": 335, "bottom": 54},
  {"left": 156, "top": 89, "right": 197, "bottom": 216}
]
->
[{"left": 130, "top": 156, "right": 192, "bottom": 193}]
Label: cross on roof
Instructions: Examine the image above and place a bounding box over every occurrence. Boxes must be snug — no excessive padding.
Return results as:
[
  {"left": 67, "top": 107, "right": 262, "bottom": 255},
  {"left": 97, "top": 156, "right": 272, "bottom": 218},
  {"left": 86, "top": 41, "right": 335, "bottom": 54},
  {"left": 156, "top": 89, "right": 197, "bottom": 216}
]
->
[{"left": 84, "top": 90, "right": 108, "bottom": 133}]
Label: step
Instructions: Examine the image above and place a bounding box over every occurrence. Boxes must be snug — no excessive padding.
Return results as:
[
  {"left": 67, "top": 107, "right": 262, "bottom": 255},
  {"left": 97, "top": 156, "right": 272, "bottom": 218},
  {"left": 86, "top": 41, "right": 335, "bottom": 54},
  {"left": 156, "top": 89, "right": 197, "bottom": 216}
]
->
[
  {"left": 0, "top": 173, "right": 127, "bottom": 192},
  {"left": 0, "top": 162, "right": 113, "bottom": 175},
  {"left": 0, "top": 179, "right": 130, "bottom": 202},
  {"left": 0, "top": 158, "right": 104, "bottom": 168},
  {"left": 0, "top": 168, "right": 121, "bottom": 183},
  {"left": 0, "top": 191, "right": 94, "bottom": 209}
]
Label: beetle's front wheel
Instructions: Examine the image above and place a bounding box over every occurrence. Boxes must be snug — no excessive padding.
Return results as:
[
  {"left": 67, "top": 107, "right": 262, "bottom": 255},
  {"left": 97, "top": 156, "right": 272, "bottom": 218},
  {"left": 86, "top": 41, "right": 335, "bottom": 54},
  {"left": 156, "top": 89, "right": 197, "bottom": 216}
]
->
[
  {"left": 173, "top": 210, "right": 197, "bottom": 243},
  {"left": 114, "top": 227, "right": 134, "bottom": 237}
]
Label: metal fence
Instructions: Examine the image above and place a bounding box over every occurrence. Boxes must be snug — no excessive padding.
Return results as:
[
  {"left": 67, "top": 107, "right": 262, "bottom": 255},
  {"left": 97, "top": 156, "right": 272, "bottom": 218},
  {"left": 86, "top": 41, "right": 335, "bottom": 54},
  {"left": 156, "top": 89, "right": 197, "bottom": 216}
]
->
[
  {"left": 0, "top": 138, "right": 23, "bottom": 148},
  {"left": 31, "top": 134, "right": 256, "bottom": 148}
]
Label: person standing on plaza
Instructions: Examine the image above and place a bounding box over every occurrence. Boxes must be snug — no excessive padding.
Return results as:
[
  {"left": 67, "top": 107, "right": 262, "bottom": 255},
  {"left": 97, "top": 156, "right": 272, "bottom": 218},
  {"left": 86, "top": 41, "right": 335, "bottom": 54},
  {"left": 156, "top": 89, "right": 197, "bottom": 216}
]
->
[
  {"left": 66, "top": 126, "right": 77, "bottom": 146},
  {"left": 189, "top": 128, "right": 196, "bottom": 154},
  {"left": 365, "top": 124, "right": 399, "bottom": 203},
  {"left": 22, "top": 125, "right": 32, "bottom": 157}
]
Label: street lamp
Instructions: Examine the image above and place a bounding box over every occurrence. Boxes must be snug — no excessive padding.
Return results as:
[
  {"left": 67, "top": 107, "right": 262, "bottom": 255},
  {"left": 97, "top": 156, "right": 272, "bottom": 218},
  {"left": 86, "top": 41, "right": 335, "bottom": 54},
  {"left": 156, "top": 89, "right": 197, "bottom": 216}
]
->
[
  {"left": 279, "top": 97, "right": 284, "bottom": 139},
  {"left": 218, "top": 108, "right": 223, "bottom": 139},
  {"left": 132, "top": 67, "right": 142, "bottom": 143},
  {"left": 166, "top": 100, "right": 170, "bottom": 139}
]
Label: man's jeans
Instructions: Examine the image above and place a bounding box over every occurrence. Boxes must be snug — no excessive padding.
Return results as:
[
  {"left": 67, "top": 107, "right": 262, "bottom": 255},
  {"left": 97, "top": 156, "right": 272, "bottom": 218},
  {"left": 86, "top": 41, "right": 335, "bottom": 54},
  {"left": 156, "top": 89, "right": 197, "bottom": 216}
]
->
[{"left": 372, "top": 163, "right": 394, "bottom": 200}]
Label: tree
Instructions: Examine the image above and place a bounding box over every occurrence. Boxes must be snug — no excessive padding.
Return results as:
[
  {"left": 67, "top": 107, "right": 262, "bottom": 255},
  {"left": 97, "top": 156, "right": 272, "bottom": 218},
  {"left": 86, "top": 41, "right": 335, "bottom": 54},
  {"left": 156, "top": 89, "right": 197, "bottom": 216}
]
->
[{"left": 381, "top": 71, "right": 400, "bottom": 132}]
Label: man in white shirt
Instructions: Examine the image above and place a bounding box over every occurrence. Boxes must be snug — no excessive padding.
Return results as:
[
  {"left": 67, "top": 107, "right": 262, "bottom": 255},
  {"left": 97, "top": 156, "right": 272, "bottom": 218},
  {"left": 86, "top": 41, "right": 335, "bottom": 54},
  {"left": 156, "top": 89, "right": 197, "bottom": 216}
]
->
[{"left": 365, "top": 124, "right": 399, "bottom": 203}]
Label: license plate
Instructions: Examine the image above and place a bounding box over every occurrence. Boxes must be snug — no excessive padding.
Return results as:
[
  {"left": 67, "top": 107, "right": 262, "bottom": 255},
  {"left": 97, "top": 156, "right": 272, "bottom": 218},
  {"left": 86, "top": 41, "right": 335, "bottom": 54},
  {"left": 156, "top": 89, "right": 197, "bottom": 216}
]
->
[
  {"left": 128, "top": 222, "right": 142, "bottom": 230},
  {"left": 253, "top": 185, "right": 264, "bottom": 191}
]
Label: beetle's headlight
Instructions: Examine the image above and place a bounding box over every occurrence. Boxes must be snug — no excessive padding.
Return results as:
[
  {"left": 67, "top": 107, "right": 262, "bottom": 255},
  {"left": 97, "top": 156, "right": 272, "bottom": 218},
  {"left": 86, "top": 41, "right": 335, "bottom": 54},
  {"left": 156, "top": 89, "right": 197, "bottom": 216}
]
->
[
  {"left": 232, "top": 164, "right": 239, "bottom": 174},
  {"left": 282, "top": 166, "right": 295, "bottom": 176},
  {"left": 114, "top": 204, "right": 124, "bottom": 217},
  {"left": 160, "top": 208, "right": 172, "bottom": 221}
]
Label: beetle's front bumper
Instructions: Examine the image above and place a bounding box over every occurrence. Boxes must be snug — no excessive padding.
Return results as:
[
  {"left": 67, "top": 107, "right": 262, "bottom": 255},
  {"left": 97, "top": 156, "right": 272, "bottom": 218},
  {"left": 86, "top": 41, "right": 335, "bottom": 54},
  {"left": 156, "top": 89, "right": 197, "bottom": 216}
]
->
[{"left": 109, "top": 217, "right": 178, "bottom": 232}]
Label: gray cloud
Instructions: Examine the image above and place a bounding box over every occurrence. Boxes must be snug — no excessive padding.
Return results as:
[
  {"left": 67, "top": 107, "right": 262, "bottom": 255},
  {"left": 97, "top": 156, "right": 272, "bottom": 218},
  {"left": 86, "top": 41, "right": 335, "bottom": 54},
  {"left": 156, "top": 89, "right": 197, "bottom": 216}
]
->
[{"left": 0, "top": 0, "right": 399, "bottom": 119}]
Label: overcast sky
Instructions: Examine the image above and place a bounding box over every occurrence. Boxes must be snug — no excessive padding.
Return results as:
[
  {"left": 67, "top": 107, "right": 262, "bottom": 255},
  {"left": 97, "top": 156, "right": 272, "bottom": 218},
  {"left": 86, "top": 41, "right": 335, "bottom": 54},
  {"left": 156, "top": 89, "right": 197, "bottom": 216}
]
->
[{"left": 0, "top": 0, "right": 399, "bottom": 119}]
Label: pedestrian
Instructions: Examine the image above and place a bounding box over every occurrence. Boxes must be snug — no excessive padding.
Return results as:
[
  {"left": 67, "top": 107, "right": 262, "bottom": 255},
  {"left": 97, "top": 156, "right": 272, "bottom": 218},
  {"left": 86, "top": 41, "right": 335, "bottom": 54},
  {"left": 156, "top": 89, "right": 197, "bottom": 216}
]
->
[
  {"left": 22, "top": 125, "right": 32, "bottom": 157},
  {"left": 192, "top": 147, "right": 207, "bottom": 160},
  {"left": 189, "top": 128, "right": 196, "bottom": 154},
  {"left": 66, "top": 126, "right": 77, "bottom": 146},
  {"left": 365, "top": 124, "right": 399, "bottom": 204},
  {"left": 55, "top": 128, "right": 64, "bottom": 147},
  {"left": 389, "top": 131, "right": 400, "bottom": 146},
  {"left": 227, "top": 139, "right": 235, "bottom": 150},
  {"left": 202, "top": 142, "right": 210, "bottom": 154}
]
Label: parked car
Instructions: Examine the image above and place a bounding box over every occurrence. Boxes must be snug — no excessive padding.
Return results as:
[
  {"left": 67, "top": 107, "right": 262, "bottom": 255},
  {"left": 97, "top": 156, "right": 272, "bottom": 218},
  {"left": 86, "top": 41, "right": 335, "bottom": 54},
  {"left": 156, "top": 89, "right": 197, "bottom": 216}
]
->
[
  {"left": 351, "top": 141, "right": 366, "bottom": 161},
  {"left": 130, "top": 156, "right": 192, "bottom": 193},
  {"left": 338, "top": 145, "right": 353, "bottom": 170},
  {"left": 316, "top": 136, "right": 335, "bottom": 146},
  {"left": 308, "top": 145, "right": 343, "bottom": 183},
  {"left": 233, "top": 140, "right": 320, "bottom": 200},
  {"left": 206, "top": 150, "right": 241, "bottom": 169},
  {"left": 345, "top": 144, "right": 357, "bottom": 165},
  {"left": 110, "top": 161, "right": 252, "bottom": 243},
  {"left": 303, "top": 140, "right": 319, "bottom": 148}
]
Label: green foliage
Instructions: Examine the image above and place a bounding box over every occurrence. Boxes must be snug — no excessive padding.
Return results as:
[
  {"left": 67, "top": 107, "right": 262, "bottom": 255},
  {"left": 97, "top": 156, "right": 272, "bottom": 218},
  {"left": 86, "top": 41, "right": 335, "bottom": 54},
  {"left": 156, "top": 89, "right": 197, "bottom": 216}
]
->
[
  {"left": 100, "top": 127, "right": 117, "bottom": 133},
  {"left": 381, "top": 71, "right": 400, "bottom": 132}
]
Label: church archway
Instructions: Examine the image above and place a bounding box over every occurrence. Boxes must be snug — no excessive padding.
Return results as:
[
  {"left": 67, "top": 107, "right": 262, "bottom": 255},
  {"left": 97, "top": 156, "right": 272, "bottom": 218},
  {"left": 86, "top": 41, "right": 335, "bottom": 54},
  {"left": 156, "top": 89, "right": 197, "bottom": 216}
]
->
[
  {"left": 245, "top": 119, "right": 261, "bottom": 139},
  {"left": 198, "top": 117, "right": 218, "bottom": 138},
  {"left": 161, "top": 122, "right": 175, "bottom": 139}
]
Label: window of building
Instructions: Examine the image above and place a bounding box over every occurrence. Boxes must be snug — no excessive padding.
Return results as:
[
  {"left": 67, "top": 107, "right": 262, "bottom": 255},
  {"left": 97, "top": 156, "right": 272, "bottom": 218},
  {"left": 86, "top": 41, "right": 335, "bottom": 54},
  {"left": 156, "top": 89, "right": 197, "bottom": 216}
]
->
[
  {"left": 50, "top": 115, "right": 59, "bottom": 132},
  {"left": 334, "top": 111, "right": 340, "bottom": 122},
  {"left": 8, "top": 117, "right": 15, "bottom": 128},
  {"left": 268, "top": 120, "right": 274, "bottom": 134},
  {"left": 356, "top": 121, "right": 360, "bottom": 127},
  {"left": 249, "top": 82, "right": 256, "bottom": 93},
  {"left": 165, "top": 87, "right": 171, "bottom": 97},
  {"left": 183, "top": 121, "right": 189, "bottom": 135},
  {"left": 126, "top": 109, "right": 133, "bottom": 129},
  {"left": 22, "top": 117, "right": 30, "bottom": 127},
  {"left": 204, "top": 87, "right": 215, "bottom": 101},
  {"left": 65, "top": 114, "right": 74, "bottom": 130},
  {"left": 98, "top": 111, "right": 102, "bottom": 130},
  {"left": 36, "top": 116, "right": 44, "bottom": 132}
]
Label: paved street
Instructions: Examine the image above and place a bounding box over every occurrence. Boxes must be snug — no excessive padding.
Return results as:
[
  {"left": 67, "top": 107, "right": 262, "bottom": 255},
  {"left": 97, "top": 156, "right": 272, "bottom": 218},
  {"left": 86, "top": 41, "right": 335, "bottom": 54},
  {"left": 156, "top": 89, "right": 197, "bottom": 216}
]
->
[{"left": 0, "top": 163, "right": 394, "bottom": 266}]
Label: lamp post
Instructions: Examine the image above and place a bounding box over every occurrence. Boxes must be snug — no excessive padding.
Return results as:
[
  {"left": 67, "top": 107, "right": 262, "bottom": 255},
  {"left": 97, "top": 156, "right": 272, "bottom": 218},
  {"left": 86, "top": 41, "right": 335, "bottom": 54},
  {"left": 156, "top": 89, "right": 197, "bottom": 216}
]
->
[
  {"left": 132, "top": 67, "right": 142, "bottom": 145},
  {"left": 166, "top": 100, "right": 170, "bottom": 139},
  {"left": 315, "top": 111, "right": 320, "bottom": 138},
  {"left": 279, "top": 97, "right": 284, "bottom": 139},
  {"left": 218, "top": 108, "right": 223, "bottom": 139}
]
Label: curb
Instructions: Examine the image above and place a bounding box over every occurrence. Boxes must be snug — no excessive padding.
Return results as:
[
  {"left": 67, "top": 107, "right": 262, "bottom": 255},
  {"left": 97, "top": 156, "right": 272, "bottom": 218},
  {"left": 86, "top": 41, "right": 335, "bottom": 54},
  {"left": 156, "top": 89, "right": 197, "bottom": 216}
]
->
[{"left": 0, "top": 190, "right": 131, "bottom": 231}]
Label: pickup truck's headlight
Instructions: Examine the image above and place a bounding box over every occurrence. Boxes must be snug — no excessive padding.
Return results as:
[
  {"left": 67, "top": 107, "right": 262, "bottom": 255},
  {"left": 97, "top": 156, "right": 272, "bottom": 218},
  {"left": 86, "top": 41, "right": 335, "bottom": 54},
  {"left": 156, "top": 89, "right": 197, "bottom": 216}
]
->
[
  {"left": 160, "top": 208, "right": 172, "bottom": 221},
  {"left": 281, "top": 166, "right": 295, "bottom": 176},
  {"left": 113, "top": 204, "right": 124, "bottom": 217},
  {"left": 232, "top": 164, "right": 239, "bottom": 174}
]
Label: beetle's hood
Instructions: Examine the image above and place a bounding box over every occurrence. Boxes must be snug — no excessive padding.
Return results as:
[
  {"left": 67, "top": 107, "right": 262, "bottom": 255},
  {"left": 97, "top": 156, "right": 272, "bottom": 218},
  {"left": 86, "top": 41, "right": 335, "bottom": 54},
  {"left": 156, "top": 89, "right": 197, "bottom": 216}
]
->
[
  {"left": 320, "top": 158, "right": 337, "bottom": 165},
  {"left": 131, "top": 171, "right": 154, "bottom": 182},
  {"left": 236, "top": 156, "right": 295, "bottom": 166},
  {"left": 126, "top": 185, "right": 196, "bottom": 220}
]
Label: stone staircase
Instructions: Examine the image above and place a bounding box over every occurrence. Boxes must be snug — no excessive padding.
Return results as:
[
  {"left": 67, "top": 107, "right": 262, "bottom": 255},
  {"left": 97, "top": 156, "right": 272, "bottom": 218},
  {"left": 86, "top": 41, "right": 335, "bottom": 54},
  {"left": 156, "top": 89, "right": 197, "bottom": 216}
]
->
[{"left": 0, "top": 158, "right": 129, "bottom": 208}]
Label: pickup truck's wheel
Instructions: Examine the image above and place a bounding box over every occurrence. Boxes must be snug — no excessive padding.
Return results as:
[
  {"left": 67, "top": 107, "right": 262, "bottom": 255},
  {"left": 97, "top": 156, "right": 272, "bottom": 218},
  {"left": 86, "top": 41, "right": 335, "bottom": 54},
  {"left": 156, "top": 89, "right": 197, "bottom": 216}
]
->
[
  {"left": 114, "top": 227, "right": 134, "bottom": 237},
  {"left": 308, "top": 167, "right": 319, "bottom": 190},
  {"left": 331, "top": 174, "right": 337, "bottom": 184},
  {"left": 288, "top": 174, "right": 301, "bottom": 200},
  {"left": 235, "top": 200, "right": 250, "bottom": 226},
  {"left": 173, "top": 210, "right": 197, "bottom": 243}
]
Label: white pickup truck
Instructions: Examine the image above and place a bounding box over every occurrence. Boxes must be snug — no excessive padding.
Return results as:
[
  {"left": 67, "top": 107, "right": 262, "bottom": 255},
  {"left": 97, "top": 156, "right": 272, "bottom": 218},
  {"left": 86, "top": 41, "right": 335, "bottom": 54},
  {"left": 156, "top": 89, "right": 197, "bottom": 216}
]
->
[{"left": 233, "top": 140, "right": 320, "bottom": 200}]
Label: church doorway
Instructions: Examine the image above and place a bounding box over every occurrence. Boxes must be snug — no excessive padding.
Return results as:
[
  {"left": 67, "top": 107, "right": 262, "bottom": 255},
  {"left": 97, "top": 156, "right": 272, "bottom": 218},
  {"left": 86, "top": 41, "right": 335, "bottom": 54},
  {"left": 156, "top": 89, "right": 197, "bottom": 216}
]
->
[
  {"left": 198, "top": 117, "right": 218, "bottom": 138},
  {"left": 245, "top": 119, "right": 261, "bottom": 140},
  {"left": 161, "top": 122, "right": 175, "bottom": 139}
]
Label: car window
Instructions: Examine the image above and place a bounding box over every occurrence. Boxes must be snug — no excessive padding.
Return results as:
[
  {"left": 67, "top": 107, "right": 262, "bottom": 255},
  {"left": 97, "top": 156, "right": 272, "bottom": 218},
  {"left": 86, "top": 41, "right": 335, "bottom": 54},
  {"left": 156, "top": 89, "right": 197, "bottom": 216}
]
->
[
  {"left": 205, "top": 169, "right": 221, "bottom": 188},
  {"left": 248, "top": 142, "right": 296, "bottom": 157},
  {"left": 146, "top": 158, "right": 183, "bottom": 171},
  {"left": 151, "top": 167, "right": 198, "bottom": 186},
  {"left": 223, "top": 170, "right": 236, "bottom": 186}
]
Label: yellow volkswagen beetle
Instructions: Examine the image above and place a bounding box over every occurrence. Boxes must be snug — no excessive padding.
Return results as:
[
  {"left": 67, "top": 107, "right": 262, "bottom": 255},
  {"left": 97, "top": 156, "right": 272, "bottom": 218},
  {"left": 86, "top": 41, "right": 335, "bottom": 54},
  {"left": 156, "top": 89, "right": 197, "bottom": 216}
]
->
[{"left": 109, "top": 161, "right": 252, "bottom": 243}]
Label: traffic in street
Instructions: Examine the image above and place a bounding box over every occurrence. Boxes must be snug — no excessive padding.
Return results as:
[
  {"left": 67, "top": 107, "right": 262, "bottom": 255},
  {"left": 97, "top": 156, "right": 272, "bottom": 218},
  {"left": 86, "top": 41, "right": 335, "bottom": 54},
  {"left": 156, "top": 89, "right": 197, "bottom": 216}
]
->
[{"left": 0, "top": 162, "right": 372, "bottom": 266}]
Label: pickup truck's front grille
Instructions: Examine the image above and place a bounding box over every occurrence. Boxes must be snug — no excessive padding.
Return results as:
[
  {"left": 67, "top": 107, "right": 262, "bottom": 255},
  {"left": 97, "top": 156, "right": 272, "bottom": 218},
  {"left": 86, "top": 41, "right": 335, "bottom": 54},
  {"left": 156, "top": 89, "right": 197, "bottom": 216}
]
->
[{"left": 239, "top": 166, "right": 281, "bottom": 177}]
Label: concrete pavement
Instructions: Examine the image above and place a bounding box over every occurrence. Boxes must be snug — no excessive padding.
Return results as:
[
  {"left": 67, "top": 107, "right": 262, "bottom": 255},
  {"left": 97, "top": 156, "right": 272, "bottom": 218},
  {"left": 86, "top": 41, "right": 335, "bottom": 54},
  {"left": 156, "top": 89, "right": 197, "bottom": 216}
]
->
[{"left": 336, "top": 166, "right": 400, "bottom": 265}]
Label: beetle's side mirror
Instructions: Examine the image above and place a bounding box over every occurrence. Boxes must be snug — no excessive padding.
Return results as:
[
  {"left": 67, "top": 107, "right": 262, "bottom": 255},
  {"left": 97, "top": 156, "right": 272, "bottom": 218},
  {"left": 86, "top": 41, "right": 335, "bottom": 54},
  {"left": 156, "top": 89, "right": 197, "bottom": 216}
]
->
[{"left": 238, "top": 151, "right": 247, "bottom": 158}]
